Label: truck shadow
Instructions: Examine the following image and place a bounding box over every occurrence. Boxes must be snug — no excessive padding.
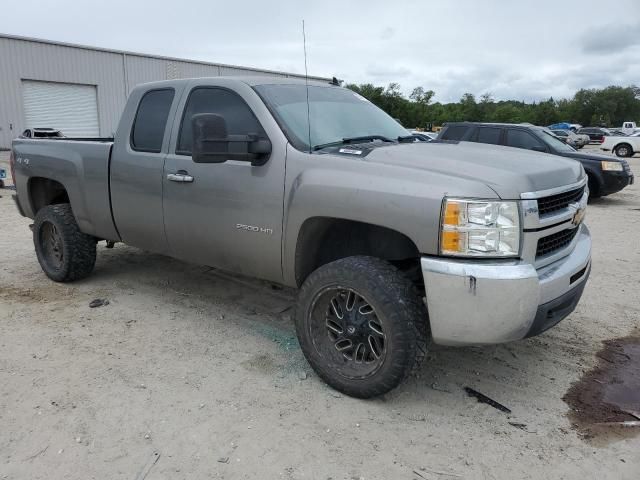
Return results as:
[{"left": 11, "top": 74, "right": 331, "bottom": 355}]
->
[
  {"left": 91, "top": 244, "right": 593, "bottom": 416},
  {"left": 589, "top": 194, "right": 638, "bottom": 208}
]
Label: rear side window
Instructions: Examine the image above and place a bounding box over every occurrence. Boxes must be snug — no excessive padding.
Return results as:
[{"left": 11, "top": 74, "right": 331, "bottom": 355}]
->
[
  {"left": 131, "top": 89, "right": 175, "bottom": 153},
  {"left": 472, "top": 127, "right": 502, "bottom": 145},
  {"left": 177, "top": 87, "right": 266, "bottom": 155},
  {"left": 505, "top": 129, "right": 545, "bottom": 151},
  {"left": 440, "top": 125, "right": 468, "bottom": 141}
]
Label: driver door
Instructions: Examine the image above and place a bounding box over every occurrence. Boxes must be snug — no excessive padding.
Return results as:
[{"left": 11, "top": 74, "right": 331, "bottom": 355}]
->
[{"left": 162, "top": 84, "right": 286, "bottom": 283}]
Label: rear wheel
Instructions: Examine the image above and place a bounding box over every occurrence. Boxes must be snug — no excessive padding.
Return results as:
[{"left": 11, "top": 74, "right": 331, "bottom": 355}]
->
[
  {"left": 33, "top": 204, "right": 97, "bottom": 282},
  {"left": 614, "top": 143, "right": 633, "bottom": 158},
  {"left": 295, "top": 256, "right": 429, "bottom": 398}
]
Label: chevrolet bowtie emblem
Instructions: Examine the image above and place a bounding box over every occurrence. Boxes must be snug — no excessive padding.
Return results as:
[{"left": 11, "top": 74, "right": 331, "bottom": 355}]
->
[{"left": 571, "top": 203, "right": 586, "bottom": 226}]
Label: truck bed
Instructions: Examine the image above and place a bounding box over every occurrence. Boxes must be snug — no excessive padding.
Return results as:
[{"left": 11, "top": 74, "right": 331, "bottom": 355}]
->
[{"left": 12, "top": 138, "right": 120, "bottom": 241}]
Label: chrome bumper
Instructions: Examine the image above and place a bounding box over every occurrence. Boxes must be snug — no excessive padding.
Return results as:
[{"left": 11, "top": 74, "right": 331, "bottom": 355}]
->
[{"left": 421, "top": 224, "right": 591, "bottom": 346}]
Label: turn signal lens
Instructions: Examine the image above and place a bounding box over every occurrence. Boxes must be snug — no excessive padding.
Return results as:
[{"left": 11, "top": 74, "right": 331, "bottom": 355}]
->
[
  {"left": 441, "top": 231, "right": 463, "bottom": 252},
  {"left": 444, "top": 201, "right": 462, "bottom": 226}
]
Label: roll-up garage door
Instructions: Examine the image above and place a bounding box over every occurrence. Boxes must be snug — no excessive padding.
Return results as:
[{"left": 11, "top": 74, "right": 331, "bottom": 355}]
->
[{"left": 22, "top": 80, "right": 100, "bottom": 137}]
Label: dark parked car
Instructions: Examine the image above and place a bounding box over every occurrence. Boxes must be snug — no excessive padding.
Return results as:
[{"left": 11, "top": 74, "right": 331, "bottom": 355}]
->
[
  {"left": 438, "top": 122, "right": 634, "bottom": 197},
  {"left": 576, "top": 127, "right": 609, "bottom": 144}
]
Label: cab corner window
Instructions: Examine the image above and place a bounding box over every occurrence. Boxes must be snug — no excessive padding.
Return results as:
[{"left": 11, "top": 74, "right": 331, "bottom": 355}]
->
[
  {"left": 131, "top": 89, "right": 175, "bottom": 153},
  {"left": 177, "top": 87, "right": 266, "bottom": 155}
]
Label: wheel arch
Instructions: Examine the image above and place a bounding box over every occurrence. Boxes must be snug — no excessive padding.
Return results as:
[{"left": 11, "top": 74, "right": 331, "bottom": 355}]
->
[
  {"left": 28, "top": 177, "right": 71, "bottom": 215},
  {"left": 584, "top": 168, "right": 602, "bottom": 197},
  {"left": 293, "top": 217, "right": 421, "bottom": 287}
]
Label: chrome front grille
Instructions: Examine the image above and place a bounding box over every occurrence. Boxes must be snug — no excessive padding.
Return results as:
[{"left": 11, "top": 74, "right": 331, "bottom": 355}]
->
[
  {"left": 520, "top": 177, "right": 588, "bottom": 267},
  {"left": 537, "top": 186, "right": 585, "bottom": 217},
  {"left": 536, "top": 227, "right": 579, "bottom": 258}
]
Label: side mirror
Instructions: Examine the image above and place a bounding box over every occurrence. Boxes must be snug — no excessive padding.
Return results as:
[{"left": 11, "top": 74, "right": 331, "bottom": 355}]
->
[
  {"left": 191, "top": 113, "right": 272, "bottom": 165},
  {"left": 531, "top": 145, "right": 547, "bottom": 153}
]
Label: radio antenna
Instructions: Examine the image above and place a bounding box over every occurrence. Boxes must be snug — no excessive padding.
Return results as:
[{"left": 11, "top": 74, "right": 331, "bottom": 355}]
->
[{"left": 302, "top": 20, "right": 312, "bottom": 152}]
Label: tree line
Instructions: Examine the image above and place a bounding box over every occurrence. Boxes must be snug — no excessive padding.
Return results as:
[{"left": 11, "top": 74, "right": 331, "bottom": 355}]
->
[{"left": 345, "top": 83, "right": 640, "bottom": 130}]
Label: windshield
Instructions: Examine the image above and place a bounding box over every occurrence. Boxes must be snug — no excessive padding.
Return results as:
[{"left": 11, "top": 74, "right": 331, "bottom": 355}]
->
[
  {"left": 537, "top": 129, "right": 576, "bottom": 153},
  {"left": 254, "top": 84, "right": 410, "bottom": 151}
]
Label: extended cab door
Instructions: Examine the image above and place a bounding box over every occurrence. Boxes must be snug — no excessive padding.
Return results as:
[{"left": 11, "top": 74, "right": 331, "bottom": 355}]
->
[
  {"left": 110, "top": 85, "right": 183, "bottom": 254},
  {"left": 162, "top": 80, "right": 287, "bottom": 283}
]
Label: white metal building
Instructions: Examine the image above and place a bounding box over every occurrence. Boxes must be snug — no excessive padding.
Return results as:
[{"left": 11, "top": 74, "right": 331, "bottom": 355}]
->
[{"left": 0, "top": 33, "right": 329, "bottom": 148}]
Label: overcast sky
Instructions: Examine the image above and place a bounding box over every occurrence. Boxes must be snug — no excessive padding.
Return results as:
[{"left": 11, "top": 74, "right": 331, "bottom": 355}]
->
[{"left": 4, "top": 0, "right": 640, "bottom": 102}]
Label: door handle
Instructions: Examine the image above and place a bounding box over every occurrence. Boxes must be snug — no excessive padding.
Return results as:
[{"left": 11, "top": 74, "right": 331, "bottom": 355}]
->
[{"left": 167, "top": 171, "right": 194, "bottom": 183}]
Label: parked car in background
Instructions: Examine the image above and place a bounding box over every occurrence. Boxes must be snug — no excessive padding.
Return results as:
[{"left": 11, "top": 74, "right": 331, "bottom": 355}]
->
[
  {"left": 548, "top": 122, "right": 582, "bottom": 132},
  {"left": 621, "top": 121, "right": 639, "bottom": 135},
  {"left": 439, "top": 122, "right": 633, "bottom": 197},
  {"left": 601, "top": 134, "right": 640, "bottom": 158},
  {"left": 608, "top": 129, "right": 628, "bottom": 136},
  {"left": 550, "top": 129, "right": 587, "bottom": 149},
  {"left": 410, "top": 130, "right": 437, "bottom": 141},
  {"left": 577, "top": 127, "right": 610, "bottom": 144},
  {"left": 20, "top": 128, "right": 65, "bottom": 139}
]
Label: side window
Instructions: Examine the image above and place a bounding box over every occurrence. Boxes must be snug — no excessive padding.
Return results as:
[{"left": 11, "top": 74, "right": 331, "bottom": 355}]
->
[
  {"left": 473, "top": 127, "right": 502, "bottom": 145},
  {"left": 177, "top": 87, "right": 266, "bottom": 155},
  {"left": 440, "top": 125, "right": 468, "bottom": 141},
  {"left": 506, "top": 129, "right": 545, "bottom": 151},
  {"left": 131, "top": 89, "right": 175, "bottom": 153}
]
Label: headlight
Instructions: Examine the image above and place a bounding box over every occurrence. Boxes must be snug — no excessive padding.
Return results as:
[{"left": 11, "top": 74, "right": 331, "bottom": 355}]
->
[
  {"left": 440, "top": 198, "right": 520, "bottom": 257},
  {"left": 601, "top": 161, "right": 623, "bottom": 171}
]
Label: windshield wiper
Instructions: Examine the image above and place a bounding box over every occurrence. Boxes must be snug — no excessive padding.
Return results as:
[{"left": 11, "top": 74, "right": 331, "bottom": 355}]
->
[
  {"left": 312, "top": 135, "right": 395, "bottom": 151},
  {"left": 397, "top": 135, "right": 417, "bottom": 143}
]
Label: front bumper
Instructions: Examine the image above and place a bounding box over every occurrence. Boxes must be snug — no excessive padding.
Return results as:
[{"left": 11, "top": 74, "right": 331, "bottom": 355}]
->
[
  {"left": 601, "top": 170, "right": 634, "bottom": 195},
  {"left": 421, "top": 224, "right": 591, "bottom": 346}
]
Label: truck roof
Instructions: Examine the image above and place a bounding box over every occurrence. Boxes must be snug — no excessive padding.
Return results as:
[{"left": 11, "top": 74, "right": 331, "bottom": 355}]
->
[
  {"left": 137, "top": 76, "right": 336, "bottom": 89},
  {"left": 444, "top": 121, "right": 548, "bottom": 130}
]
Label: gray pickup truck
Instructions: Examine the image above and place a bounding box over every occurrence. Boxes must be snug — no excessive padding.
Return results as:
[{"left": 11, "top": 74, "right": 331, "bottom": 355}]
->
[{"left": 10, "top": 77, "right": 592, "bottom": 398}]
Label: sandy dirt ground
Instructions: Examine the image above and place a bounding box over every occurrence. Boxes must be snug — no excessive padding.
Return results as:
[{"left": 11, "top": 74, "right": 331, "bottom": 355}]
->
[{"left": 0, "top": 149, "right": 639, "bottom": 480}]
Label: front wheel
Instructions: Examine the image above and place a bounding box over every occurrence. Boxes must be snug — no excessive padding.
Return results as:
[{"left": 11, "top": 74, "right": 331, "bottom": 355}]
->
[
  {"left": 615, "top": 143, "right": 633, "bottom": 158},
  {"left": 294, "top": 256, "right": 429, "bottom": 398},
  {"left": 33, "top": 204, "right": 97, "bottom": 282}
]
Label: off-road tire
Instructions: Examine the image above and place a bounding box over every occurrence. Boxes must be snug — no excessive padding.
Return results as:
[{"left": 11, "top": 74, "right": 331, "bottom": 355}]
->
[
  {"left": 33, "top": 204, "right": 96, "bottom": 282},
  {"left": 614, "top": 143, "right": 633, "bottom": 158},
  {"left": 295, "top": 256, "right": 429, "bottom": 398}
]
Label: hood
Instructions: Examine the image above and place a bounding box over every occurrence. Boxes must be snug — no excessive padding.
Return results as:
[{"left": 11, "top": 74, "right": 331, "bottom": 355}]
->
[
  {"left": 359, "top": 141, "right": 584, "bottom": 199},
  {"left": 562, "top": 150, "right": 622, "bottom": 163}
]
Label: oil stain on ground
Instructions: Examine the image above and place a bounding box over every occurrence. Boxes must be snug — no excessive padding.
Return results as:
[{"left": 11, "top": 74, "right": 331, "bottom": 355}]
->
[{"left": 563, "top": 331, "right": 640, "bottom": 445}]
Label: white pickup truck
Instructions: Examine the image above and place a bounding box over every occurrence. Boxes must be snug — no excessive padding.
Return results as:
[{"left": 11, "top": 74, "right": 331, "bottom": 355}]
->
[
  {"left": 601, "top": 132, "right": 640, "bottom": 157},
  {"left": 621, "top": 121, "right": 639, "bottom": 135}
]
